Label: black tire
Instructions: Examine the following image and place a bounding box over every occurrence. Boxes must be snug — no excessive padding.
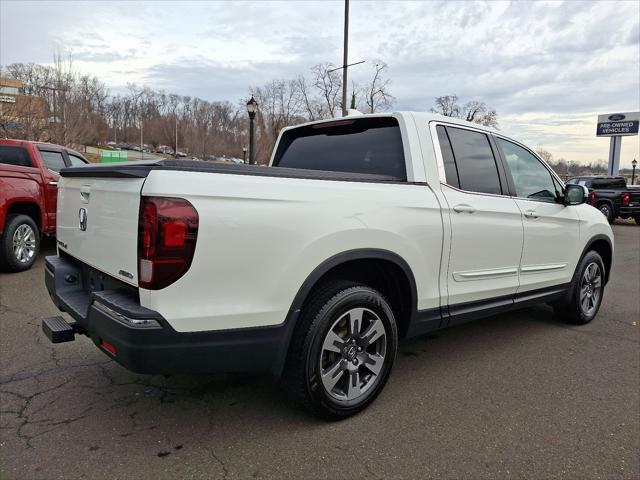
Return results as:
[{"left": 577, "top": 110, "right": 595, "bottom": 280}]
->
[
  {"left": 634, "top": 215, "right": 640, "bottom": 226},
  {"left": 553, "top": 250, "right": 605, "bottom": 325},
  {"left": 283, "top": 280, "right": 398, "bottom": 420},
  {"left": 0, "top": 214, "right": 40, "bottom": 272},
  {"left": 597, "top": 202, "right": 615, "bottom": 224}
]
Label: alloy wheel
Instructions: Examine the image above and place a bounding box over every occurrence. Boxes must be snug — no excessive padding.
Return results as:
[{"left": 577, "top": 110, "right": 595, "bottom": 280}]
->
[
  {"left": 319, "top": 307, "right": 387, "bottom": 401},
  {"left": 12, "top": 224, "right": 36, "bottom": 264},
  {"left": 579, "top": 262, "right": 602, "bottom": 316}
]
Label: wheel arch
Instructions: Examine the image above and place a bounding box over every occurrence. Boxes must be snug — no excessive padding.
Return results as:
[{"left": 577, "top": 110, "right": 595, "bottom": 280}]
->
[
  {"left": 581, "top": 234, "right": 613, "bottom": 284},
  {"left": 275, "top": 249, "right": 418, "bottom": 376},
  {"left": 4, "top": 201, "right": 43, "bottom": 232},
  {"left": 290, "top": 248, "right": 417, "bottom": 326}
]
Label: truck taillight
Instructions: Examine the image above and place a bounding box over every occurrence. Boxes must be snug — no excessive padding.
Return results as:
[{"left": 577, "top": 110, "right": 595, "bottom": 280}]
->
[
  {"left": 622, "top": 192, "right": 630, "bottom": 206},
  {"left": 138, "top": 196, "right": 198, "bottom": 290},
  {"left": 589, "top": 190, "right": 597, "bottom": 205}
]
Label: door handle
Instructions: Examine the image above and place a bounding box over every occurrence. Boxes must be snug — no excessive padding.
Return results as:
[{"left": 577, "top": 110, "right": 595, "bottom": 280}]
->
[
  {"left": 80, "top": 185, "right": 91, "bottom": 203},
  {"left": 524, "top": 209, "right": 538, "bottom": 219},
  {"left": 48, "top": 181, "right": 58, "bottom": 186},
  {"left": 453, "top": 204, "right": 476, "bottom": 214}
]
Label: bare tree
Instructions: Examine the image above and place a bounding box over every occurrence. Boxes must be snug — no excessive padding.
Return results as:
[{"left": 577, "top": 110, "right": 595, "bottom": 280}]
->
[
  {"left": 431, "top": 95, "right": 499, "bottom": 128},
  {"left": 362, "top": 61, "right": 394, "bottom": 113},
  {"left": 431, "top": 95, "right": 461, "bottom": 117},
  {"left": 312, "top": 63, "right": 342, "bottom": 118},
  {"left": 535, "top": 148, "right": 554, "bottom": 163}
]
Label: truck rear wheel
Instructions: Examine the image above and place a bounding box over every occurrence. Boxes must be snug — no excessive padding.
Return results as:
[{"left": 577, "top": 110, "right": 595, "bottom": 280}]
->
[
  {"left": 0, "top": 214, "right": 40, "bottom": 272},
  {"left": 634, "top": 215, "right": 640, "bottom": 225},
  {"left": 284, "top": 281, "right": 398, "bottom": 419},
  {"left": 597, "top": 202, "right": 615, "bottom": 224}
]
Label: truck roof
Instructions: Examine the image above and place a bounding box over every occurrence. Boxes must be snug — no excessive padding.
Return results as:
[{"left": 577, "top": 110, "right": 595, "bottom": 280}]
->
[
  {"left": 0, "top": 138, "right": 85, "bottom": 158},
  {"left": 279, "top": 111, "right": 501, "bottom": 136}
]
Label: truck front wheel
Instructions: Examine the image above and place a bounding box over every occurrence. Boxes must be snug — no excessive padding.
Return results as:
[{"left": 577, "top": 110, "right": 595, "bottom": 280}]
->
[
  {"left": 0, "top": 214, "right": 40, "bottom": 272},
  {"left": 553, "top": 250, "right": 605, "bottom": 325},
  {"left": 284, "top": 281, "right": 398, "bottom": 419}
]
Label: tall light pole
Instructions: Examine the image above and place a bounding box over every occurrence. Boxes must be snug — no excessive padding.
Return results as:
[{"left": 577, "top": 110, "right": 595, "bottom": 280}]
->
[
  {"left": 341, "top": 0, "right": 349, "bottom": 117},
  {"left": 175, "top": 114, "right": 178, "bottom": 159},
  {"left": 246, "top": 96, "right": 258, "bottom": 165},
  {"left": 140, "top": 118, "right": 144, "bottom": 160},
  {"left": 632, "top": 158, "right": 637, "bottom": 185}
]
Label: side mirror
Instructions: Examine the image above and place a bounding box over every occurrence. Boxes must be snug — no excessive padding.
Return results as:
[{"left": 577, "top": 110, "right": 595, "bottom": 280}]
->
[{"left": 564, "top": 184, "right": 587, "bottom": 205}]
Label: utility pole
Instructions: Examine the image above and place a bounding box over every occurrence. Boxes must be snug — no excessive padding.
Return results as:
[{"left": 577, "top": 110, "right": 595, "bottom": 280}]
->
[
  {"left": 175, "top": 115, "right": 178, "bottom": 158},
  {"left": 341, "top": 0, "right": 349, "bottom": 117}
]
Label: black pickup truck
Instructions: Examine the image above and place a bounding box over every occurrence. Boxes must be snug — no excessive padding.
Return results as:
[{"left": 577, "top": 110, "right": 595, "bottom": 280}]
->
[{"left": 566, "top": 176, "right": 640, "bottom": 224}]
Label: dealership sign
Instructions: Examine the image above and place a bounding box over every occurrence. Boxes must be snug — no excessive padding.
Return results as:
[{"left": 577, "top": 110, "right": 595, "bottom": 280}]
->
[{"left": 596, "top": 112, "right": 639, "bottom": 137}]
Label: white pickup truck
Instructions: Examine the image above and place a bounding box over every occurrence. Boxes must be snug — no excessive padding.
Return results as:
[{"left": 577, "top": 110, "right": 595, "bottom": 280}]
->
[{"left": 43, "top": 112, "right": 613, "bottom": 419}]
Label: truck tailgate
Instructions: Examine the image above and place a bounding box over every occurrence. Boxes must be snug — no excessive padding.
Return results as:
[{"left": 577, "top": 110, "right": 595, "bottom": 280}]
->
[{"left": 56, "top": 176, "right": 144, "bottom": 285}]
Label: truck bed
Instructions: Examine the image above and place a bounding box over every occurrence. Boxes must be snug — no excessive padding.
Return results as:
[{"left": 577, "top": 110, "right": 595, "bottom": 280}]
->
[{"left": 59, "top": 159, "right": 406, "bottom": 183}]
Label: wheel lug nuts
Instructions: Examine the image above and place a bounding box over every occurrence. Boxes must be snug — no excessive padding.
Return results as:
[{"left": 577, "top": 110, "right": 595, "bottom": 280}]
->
[
  {"left": 357, "top": 347, "right": 362, "bottom": 352},
  {"left": 352, "top": 359, "right": 358, "bottom": 365}
]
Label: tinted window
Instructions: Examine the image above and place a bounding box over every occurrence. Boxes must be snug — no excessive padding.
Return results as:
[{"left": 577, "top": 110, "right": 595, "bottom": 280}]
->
[
  {"left": 68, "top": 153, "right": 87, "bottom": 166},
  {"left": 436, "top": 125, "right": 459, "bottom": 188},
  {"left": 0, "top": 146, "right": 32, "bottom": 167},
  {"left": 497, "top": 138, "right": 558, "bottom": 202},
  {"left": 446, "top": 127, "right": 502, "bottom": 195},
  {"left": 273, "top": 117, "right": 406, "bottom": 180},
  {"left": 593, "top": 178, "right": 626, "bottom": 189},
  {"left": 40, "top": 150, "right": 66, "bottom": 172}
]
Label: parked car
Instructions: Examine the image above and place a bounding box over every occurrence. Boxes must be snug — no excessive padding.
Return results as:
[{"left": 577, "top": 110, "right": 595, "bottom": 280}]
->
[
  {"left": 566, "top": 175, "right": 640, "bottom": 224},
  {"left": 42, "top": 112, "right": 613, "bottom": 419},
  {"left": 0, "top": 139, "right": 88, "bottom": 272}
]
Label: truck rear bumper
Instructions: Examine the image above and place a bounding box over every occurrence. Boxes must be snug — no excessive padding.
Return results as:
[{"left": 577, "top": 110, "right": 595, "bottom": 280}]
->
[
  {"left": 44, "top": 255, "right": 294, "bottom": 376},
  {"left": 618, "top": 206, "right": 640, "bottom": 217}
]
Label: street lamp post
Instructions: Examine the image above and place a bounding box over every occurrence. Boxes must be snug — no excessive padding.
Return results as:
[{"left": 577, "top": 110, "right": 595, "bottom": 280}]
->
[
  {"left": 246, "top": 96, "right": 258, "bottom": 165},
  {"left": 242, "top": 146, "right": 248, "bottom": 164},
  {"left": 632, "top": 158, "right": 637, "bottom": 185}
]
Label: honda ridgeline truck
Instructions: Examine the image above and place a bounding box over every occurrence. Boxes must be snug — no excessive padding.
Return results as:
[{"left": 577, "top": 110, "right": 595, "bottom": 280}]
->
[{"left": 42, "top": 113, "right": 613, "bottom": 419}]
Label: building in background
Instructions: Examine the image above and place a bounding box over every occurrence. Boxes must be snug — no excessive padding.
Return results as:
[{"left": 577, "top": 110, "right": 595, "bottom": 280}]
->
[{"left": 0, "top": 77, "right": 48, "bottom": 140}]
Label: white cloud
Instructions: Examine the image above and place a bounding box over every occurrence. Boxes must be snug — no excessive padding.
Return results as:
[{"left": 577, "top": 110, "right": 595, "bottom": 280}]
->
[{"left": 1, "top": 0, "right": 638, "bottom": 166}]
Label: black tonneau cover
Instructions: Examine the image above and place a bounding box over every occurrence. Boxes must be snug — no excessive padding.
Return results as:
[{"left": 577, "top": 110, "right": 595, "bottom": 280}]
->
[{"left": 59, "top": 159, "right": 402, "bottom": 183}]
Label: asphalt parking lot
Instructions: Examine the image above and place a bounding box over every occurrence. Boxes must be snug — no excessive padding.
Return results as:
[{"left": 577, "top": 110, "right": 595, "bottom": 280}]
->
[{"left": 1, "top": 223, "right": 638, "bottom": 479}]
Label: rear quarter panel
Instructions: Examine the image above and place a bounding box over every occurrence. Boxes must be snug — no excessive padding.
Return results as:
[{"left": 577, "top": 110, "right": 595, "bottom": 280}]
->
[
  {"left": 0, "top": 163, "right": 46, "bottom": 234},
  {"left": 140, "top": 170, "right": 443, "bottom": 332}
]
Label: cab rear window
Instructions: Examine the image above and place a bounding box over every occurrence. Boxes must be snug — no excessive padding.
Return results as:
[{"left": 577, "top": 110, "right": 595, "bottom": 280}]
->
[
  {"left": 272, "top": 117, "right": 406, "bottom": 181},
  {"left": 0, "top": 146, "right": 32, "bottom": 167}
]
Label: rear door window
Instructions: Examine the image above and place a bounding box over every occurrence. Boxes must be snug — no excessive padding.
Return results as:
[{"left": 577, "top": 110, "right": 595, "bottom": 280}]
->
[
  {"left": 593, "top": 178, "right": 626, "bottom": 189},
  {"left": 40, "top": 150, "right": 66, "bottom": 173},
  {"left": 436, "top": 126, "right": 460, "bottom": 188},
  {"left": 444, "top": 126, "right": 502, "bottom": 195},
  {"left": 67, "top": 153, "right": 88, "bottom": 166},
  {"left": 273, "top": 117, "right": 406, "bottom": 180},
  {"left": 0, "top": 146, "right": 32, "bottom": 167}
]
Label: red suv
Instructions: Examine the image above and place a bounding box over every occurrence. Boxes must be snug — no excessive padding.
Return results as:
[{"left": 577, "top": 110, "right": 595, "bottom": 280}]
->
[{"left": 0, "top": 139, "right": 88, "bottom": 272}]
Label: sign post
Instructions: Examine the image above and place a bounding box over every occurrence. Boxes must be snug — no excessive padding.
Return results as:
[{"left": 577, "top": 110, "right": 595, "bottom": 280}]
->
[{"left": 596, "top": 112, "right": 639, "bottom": 176}]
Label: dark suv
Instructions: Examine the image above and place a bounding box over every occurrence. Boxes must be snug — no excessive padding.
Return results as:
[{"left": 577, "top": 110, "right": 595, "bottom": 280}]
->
[{"left": 566, "top": 176, "right": 640, "bottom": 224}]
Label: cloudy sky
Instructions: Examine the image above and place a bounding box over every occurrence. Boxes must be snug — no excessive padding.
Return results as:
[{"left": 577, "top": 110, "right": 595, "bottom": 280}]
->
[{"left": 1, "top": 0, "right": 639, "bottom": 166}]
